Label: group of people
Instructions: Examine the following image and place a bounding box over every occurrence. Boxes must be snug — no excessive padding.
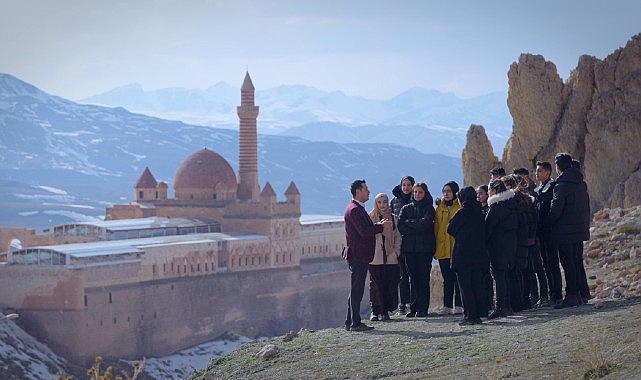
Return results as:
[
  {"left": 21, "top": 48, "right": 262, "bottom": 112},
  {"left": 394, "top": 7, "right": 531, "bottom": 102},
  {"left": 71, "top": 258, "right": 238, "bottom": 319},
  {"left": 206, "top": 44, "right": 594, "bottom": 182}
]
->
[{"left": 343, "top": 153, "right": 591, "bottom": 331}]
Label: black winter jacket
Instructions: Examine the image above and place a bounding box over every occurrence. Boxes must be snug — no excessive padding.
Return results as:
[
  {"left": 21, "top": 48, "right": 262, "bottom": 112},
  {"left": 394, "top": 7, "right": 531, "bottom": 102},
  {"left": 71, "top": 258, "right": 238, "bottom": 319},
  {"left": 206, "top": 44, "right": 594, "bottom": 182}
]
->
[
  {"left": 447, "top": 200, "right": 488, "bottom": 271},
  {"left": 390, "top": 184, "right": 412, "bottom": 216},
  {"left": 534, "top": 178, "right": 555, "bottom": 236},
  {"left": 548, "top": 166, "right": 591, "bottom": 244},
  {"left": 398, "top": 195, "right": 436, "bottom": 255},
  {"left": 513, "top": 191, "right": 535, "bottom": 268},
  {"left": 485, "top": 190, "right": 518, "bottom": 270}
]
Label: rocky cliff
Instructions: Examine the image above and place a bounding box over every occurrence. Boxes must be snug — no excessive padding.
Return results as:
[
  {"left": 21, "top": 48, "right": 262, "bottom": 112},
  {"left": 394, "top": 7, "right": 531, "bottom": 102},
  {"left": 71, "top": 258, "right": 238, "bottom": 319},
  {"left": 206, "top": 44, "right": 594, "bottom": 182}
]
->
[{"left": 463, "top": 33, "right": 641, "bottom": 212}]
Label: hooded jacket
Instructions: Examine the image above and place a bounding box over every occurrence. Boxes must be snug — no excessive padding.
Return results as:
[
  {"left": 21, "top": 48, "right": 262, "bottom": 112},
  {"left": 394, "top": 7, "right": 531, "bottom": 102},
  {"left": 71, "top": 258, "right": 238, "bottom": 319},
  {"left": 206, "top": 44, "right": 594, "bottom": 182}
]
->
[
  {"left": 447, "top": 187, "right": 488, "bottom": 271},
  {"left": 434, "top": 198, "right": 461, "bottom": 260},
  {"left": 390, "top": 176, "right": 415, "bottom": 216},
  {"left": 398, "top": 186, "right": 436, "bottom": 255},
  {"left": 485, "top": 189, "right": 518, "bottom": 270},
  {"left": 548, "top": 166, "right": 590, "bottom": 244}
]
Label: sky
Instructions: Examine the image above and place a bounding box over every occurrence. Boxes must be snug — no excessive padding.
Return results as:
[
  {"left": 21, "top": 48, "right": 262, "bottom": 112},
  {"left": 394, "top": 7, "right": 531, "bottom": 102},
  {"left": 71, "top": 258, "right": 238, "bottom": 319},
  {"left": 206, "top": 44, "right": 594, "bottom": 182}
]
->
[{"left": 1, "top": 1, "right": 640, "bottom": 101}]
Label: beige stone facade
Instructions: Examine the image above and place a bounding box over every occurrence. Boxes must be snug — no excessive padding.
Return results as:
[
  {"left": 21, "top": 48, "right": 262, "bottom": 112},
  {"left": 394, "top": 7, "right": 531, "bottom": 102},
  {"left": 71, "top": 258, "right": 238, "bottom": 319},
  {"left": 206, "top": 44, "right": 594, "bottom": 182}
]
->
[{"left": 0, "top": 73, "right": 347, "bottom": 365}]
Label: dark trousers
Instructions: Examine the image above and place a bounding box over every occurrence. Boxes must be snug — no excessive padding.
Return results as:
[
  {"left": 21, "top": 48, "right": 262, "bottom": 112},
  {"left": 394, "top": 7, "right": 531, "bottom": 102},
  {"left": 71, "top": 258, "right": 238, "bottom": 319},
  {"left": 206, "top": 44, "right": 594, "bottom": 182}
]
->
[
  {"left": 491, "top": 266, "right": 510, "bottom": 312},
  {"left": 456, "top": 266, "right": 488, "bottom": 320},
  {"left": 439, "top": 258, "right": 462, "bottom": 308},
  {"left": 398, "top": 254, "right": 411, "bottom": 307},
  {"left": 576, "top": 245, "right": 590, "bottom": 300},
  {"left": 509, "top": 266, "right": 525, "bottom": 312},
  {"left": 404, "top": 253, "right": 432, "bottom": 314},
  {"left": 558, "top": 242, "right": 582, "bottom": 297},
  {"left": 345, "top": 260, "right": 369, "bottom": 328},
  {"left": 485, "top": 267, "right": 494, "bottom": 314},
  {"left": 539, "top": 234, "right": 562, "bottom": 300},
  {"left": 369, "top": 264, "right": 401, "bottom": 314},
  {"left": 528, "top": 241, "right": 549, "bottom": 301}
]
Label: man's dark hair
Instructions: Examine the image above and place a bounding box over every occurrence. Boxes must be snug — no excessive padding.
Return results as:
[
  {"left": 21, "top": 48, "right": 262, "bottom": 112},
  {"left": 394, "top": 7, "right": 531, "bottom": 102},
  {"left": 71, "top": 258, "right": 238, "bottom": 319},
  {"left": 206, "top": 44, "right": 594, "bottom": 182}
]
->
[
  {"left": 555, "top": 153, "right": 573, "bottom": 172},
  {"left": 350, "top": 179, "right": 366, "bottom": 196},
  {"left": 503, "top": 174, "right": 518, "bottom": 189},
  {"left": 513, "top": 167, "right": 529, "bottom": 176},
  {"left": 489, "top": 178, "right": 507, "bottom": 193},
  {"left": 490, "top": 166, "right": 506, "bottom": 176},
  {"left": 536, "top": 161, "right": 552, "bottom": 172}
]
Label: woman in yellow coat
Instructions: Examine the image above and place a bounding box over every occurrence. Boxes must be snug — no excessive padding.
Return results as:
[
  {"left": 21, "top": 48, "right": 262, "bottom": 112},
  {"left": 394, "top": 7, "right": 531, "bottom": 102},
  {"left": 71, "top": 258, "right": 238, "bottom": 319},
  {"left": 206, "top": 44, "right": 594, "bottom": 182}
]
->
[{"left": 434, "top": 181, "right": 463, "bottom": 315}]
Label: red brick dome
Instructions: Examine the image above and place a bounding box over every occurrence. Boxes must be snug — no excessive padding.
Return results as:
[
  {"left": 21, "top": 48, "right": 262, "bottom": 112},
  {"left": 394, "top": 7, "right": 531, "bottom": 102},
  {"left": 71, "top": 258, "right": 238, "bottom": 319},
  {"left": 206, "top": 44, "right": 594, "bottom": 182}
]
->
[{"left": 173, "top": 148, "right": 237, "bottom": 200}]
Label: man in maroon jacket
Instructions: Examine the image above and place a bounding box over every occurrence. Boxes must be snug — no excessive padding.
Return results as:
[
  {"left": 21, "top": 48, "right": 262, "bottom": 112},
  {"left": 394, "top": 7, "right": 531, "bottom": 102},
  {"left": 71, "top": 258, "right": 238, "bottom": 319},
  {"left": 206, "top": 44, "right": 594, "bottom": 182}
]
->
[{"left": 343, "top": 179, "right": 392, "bottom": 331}]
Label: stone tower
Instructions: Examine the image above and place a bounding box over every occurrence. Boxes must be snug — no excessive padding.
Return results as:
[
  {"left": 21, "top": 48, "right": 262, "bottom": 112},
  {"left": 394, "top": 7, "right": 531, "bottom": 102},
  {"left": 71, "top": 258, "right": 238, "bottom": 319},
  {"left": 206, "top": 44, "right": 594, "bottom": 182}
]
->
[{"left": 236, "top": 72, "right": 260, "bottom": 201}]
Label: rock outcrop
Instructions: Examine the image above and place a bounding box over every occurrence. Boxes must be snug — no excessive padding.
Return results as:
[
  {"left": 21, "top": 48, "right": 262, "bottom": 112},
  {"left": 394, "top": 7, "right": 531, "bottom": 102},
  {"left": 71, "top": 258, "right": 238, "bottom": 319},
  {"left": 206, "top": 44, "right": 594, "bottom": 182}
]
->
[
  {"left": 461, "top": 124, "right": 499, "bottom": 187},
  {"left": 463, "top": 33, "right": 641, "bottom": 212}
]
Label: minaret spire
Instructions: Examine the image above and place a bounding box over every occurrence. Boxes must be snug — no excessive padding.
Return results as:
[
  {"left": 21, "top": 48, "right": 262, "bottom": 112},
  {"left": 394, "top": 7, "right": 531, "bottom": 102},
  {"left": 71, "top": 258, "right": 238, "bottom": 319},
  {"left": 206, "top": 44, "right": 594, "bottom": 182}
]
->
[{"left": 236, "top": 71, "right": 260, "bottom": 201}]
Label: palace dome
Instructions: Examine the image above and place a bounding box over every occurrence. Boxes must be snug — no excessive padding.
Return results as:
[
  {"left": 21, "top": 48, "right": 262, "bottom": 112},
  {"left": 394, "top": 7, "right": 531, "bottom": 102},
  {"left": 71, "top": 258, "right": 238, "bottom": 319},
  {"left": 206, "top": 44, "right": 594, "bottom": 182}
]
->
[{"left": 173, "top": 148, "right": 237, "bottom": 200}]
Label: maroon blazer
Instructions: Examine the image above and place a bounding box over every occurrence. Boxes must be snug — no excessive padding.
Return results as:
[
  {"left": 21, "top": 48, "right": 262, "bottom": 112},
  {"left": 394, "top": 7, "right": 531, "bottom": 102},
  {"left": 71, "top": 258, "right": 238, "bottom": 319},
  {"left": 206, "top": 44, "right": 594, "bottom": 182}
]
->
[{"left": 342, "top": 200, "right": 384, "bottom": 263}]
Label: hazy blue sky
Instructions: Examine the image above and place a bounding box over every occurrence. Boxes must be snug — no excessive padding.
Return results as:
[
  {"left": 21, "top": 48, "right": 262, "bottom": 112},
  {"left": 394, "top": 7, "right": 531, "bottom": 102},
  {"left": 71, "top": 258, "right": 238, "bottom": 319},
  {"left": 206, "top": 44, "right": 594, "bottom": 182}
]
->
[{"left": 1, "top": 1, "right": 640, "bottom": 100}]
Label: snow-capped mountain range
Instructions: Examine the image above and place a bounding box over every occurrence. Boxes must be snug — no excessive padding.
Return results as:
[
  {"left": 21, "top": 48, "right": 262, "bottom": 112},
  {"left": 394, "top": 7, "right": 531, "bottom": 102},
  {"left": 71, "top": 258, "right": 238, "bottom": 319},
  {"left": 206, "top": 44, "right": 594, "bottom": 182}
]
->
[
  {"left": 0, "top": 73, "right": 475, "bottom": 231},
  {"left": 81, "top": 80, "right": 512, "bottom": 157}
]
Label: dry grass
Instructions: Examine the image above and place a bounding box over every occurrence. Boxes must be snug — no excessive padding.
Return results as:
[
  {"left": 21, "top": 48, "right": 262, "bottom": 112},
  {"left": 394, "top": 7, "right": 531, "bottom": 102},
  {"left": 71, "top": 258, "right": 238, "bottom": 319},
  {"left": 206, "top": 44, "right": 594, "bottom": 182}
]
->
[{"left": 188, "top": 297, "right": 641, "bottom": 380}]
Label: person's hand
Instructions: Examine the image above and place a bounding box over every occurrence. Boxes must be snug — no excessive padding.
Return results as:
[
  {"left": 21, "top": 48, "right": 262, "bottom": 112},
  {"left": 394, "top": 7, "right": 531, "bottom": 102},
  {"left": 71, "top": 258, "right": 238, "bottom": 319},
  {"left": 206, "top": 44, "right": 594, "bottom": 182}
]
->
[{"left": 379, "top": 219, "right": 393, "bottom": 231}]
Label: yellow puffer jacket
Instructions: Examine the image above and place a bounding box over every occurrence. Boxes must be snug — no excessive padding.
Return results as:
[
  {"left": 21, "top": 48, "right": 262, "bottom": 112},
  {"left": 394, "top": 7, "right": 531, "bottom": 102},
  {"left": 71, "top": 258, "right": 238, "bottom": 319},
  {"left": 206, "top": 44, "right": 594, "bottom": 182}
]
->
[{"left": 433, "top": 199, "right": 461, "bottom": 260}]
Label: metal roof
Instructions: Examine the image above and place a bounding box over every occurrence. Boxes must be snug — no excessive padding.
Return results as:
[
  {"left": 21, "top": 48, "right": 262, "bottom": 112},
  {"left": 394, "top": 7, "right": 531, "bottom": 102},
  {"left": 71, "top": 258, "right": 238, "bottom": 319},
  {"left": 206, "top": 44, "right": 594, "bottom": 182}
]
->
[{"left": 15, "top": 232, "right": 266, "bottom": 259}]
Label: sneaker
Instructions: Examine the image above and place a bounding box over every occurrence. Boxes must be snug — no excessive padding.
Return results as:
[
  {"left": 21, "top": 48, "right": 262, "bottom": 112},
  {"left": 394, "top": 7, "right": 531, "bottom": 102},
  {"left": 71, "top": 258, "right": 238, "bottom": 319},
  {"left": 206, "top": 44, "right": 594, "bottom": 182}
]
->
[
  {"left": 452, "top": 306, "right": 464, "bottom": 315},
  {"left": 487, "top": 309, "right": 508, "bottom": 319},
  {"left": 405, "top": 311, "right": 417, "bottom": 318},
  {"left": 554, "top": 295, "right": 580, "bottom": 309},
  {"left": 380, "top": 313, "right": 390, "bottom": 321},
  {"left": 436, "top": 306, "right": 452, "bottom": 315},
  {"left": 541, "top": 298, "right": 561, "bottom": 308},
  {"left": 350, "top": 323, "right": 374, "bottom": 332},
  {"left": 370, "top": 312, "right": 379, "bottom": 321},
  {"left": 396, "top": 307, "right": 407, "bottom": 316},
  {"left": 535, "top": 297, "right": 549, "bottom": 308}
]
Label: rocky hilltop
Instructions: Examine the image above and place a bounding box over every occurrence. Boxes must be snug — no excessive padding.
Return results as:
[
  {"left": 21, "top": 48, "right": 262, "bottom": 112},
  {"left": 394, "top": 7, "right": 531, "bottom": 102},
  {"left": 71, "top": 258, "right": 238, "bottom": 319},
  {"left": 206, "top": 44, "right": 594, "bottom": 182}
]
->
[{"left": 462, "top": 32, "right": 641, "bottom": 214}]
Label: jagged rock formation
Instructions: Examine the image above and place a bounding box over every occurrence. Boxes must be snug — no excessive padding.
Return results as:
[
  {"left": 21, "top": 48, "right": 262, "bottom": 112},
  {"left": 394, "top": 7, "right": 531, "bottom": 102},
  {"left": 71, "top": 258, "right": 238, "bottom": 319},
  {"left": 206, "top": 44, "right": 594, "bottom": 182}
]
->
[
  {"left": 463, "top": 33, "right": 641, "bottom": 212},
  {"left": 461, "top": 124, "right": 500, "bottom": 187},
  {"left": 587, "top": 206, "right": 641, "bottom": 299}
]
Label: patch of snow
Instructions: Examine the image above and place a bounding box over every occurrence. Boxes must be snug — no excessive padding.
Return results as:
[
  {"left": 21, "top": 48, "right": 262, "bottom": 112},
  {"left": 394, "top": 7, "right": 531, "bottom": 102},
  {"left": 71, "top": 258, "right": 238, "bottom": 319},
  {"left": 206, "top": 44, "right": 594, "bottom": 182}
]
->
[
  {"left": 140, "top": 335, "right": 252, "bottom": 380},
  {"left": 18, "top": 211, "right": 39, "bottom": 216},
  {"left": 35, "top": 185, "right": 68, "bottom": 195}
]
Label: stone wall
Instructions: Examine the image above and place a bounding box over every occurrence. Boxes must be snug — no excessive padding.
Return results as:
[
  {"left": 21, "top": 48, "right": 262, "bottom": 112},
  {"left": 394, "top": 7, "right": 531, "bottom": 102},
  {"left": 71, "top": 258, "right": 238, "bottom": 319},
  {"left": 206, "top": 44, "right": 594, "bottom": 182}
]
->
[{"left": 14, "top": 260, "right": 352, "bottom": 365}]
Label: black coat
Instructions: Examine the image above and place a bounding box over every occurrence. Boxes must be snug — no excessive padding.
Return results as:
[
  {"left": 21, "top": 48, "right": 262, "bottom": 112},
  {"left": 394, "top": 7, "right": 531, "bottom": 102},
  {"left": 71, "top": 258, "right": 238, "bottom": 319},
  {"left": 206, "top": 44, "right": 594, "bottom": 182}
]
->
[
  {"left": 447, "top": 201, "right": 488, "bottom": 271},
  {"left": 485, "top": 190, "right": 518, "bottom": 270},
  {"left": 398, "top": 196, "right": 436, "bottom": 254},
  {"left": 534, "top": 178, "right": 555, "bottom": 236},
  {"left": 548, "top": 166, "right": 591, "bottom": 244},
  {"left": 390, "top": 184, "right": 412, "bottom": 216},
  {"left": 513, "top": 191, "right": 535, "bottom": 268}
]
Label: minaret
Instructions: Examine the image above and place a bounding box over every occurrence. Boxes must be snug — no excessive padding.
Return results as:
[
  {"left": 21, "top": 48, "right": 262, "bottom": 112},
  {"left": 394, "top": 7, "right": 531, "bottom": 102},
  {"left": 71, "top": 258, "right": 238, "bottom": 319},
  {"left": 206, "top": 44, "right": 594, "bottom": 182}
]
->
[{"left": 236, "top": 71, "right": 260, "bottom": 201}]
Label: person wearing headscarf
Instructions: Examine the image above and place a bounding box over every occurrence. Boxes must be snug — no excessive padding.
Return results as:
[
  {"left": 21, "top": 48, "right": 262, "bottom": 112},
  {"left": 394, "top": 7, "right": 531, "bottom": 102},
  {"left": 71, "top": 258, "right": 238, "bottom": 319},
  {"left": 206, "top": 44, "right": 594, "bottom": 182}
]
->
[
  {"left": 447, "top": 186, "right": 489, "bottom": 325},
  {"left": 434, "top": 181, "right": 463, "bottom": 315},
  {"left": 389, "top": 175, "right": 415, "bottom": 315},
  {"left": 368, "top": 193, "right": 402, "bottom": 321},
  {"left": 397, "top": 182, "right": 436, "bottom": 318}
]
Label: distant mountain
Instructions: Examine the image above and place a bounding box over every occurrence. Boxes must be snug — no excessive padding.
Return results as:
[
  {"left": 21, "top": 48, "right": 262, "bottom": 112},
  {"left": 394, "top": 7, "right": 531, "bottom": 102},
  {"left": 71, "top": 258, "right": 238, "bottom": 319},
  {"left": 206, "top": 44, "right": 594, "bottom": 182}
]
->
[
  {"left": 81, "top": 81, "right": 512, "bottom": 155},
  {"left": 0, "top": 73, "right": 462, "bottom": 231}
]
